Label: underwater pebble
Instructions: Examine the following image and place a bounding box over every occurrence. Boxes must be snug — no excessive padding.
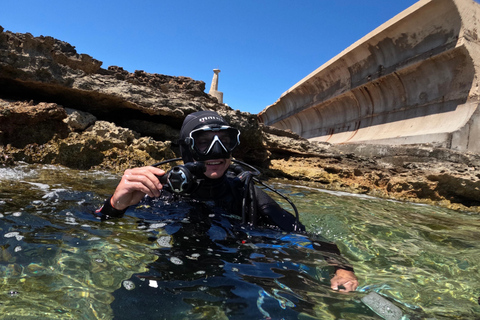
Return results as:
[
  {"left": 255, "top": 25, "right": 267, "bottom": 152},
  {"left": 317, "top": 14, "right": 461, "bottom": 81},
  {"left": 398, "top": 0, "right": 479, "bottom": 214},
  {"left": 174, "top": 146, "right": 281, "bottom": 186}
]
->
[
  {"left": 14, "top": 246, "right": 21, "bottom": 252},
  {"left": 149, "top": 280, "right": 158, "bottom": 288},
  {"left": 170, "top": 257, "right": 183, "bottom": 265},
  {"left": 4, "top": 232, "right": 24, "bottom": 241},
  {"left": 65, "top": 217, "right": 78, "bottom": 225},
  {"left": 12, "top": 212, "right": 22, "bottom": 217},
  {"left": 148, "top": 223, "right": 166, "bottom": 229},
  {"left": 122, "top": 280, "right": 135, "bottom": 291},
  {"left": 194, "top": 270, "right": 206, "bottom": 275},
  {"left": 8, "top": 291, "right": 19, "bottom": 297},
  {"left": 157, "top": 236, "right": 172, "bottom": 248}
]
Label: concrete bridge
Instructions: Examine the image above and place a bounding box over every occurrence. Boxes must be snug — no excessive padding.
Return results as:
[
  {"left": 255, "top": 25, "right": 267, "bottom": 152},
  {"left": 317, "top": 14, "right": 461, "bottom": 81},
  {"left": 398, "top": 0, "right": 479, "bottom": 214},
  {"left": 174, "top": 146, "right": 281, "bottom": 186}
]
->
[{"left": 258, "top": 0, "right": 480, "bottom": 152}]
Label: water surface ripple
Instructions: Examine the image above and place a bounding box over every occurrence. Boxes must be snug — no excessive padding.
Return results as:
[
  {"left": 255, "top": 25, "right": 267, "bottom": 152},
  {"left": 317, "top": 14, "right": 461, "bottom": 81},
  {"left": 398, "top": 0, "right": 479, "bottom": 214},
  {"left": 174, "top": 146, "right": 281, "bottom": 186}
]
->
[{"left": 0, "top": 164, "right": 479, "bottom": 319}]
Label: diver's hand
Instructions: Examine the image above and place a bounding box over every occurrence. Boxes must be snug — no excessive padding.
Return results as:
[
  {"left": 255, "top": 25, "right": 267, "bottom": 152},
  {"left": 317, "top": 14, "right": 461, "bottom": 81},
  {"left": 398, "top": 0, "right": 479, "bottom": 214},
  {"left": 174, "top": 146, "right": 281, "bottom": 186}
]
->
[
  {"left": 110, "top": 166, "right": 165, "bottom": 210},
  {"left": 331, "top": 269, "right": 358, "bottom": 292}
]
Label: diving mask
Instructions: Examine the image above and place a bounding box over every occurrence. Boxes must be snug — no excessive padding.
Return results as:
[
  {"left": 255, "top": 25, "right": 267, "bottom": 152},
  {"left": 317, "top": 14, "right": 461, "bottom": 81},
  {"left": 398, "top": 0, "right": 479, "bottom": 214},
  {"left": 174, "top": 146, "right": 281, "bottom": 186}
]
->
[{"left": 186, "top": 125, "right": 240, "bottom": 161}]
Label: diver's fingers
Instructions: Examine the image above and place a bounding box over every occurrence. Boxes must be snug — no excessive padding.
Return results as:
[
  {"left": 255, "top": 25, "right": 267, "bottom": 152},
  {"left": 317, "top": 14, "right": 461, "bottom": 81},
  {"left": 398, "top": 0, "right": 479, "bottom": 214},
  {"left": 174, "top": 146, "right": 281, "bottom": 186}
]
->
[
  {"left": 330, "top": 278, "right": 341, "bottom": 291},
  {"left": 116, "top": 167, "right": 165, "bottom": 202},
  {"left": 337, "top": 280, "right": 359, "bottom": 293},
  {"left": 122, "top": 167, "right": 165, "bottom": 195}
]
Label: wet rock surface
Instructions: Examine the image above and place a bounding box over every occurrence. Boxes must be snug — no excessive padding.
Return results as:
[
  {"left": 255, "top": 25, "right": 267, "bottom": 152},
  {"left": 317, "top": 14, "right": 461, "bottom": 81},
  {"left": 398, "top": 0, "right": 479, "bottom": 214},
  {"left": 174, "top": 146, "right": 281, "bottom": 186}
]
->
[
  {"left": 1, "top": 26, "right": 480, "bottom": 213},
  {"left": 266, "top": 145, "right": 480, "bottom": 212}
]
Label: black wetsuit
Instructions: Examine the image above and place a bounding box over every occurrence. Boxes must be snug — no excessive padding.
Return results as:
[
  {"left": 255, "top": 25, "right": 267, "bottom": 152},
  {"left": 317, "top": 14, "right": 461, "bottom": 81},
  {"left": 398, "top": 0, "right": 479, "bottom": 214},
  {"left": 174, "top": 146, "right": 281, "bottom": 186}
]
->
[
  {"left": 99, "top": 172, "right": 304, "bottom": 233},
  {"left": 100, "top": 170, "right": 356, "bottom": 319}
]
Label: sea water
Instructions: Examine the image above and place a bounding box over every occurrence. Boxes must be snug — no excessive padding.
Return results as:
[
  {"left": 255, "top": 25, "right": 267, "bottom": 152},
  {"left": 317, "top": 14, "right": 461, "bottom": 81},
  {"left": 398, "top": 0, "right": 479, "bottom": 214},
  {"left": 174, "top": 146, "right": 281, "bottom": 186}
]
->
[{"left": 0, "top": 163, "right": 479, "bottom": 319}]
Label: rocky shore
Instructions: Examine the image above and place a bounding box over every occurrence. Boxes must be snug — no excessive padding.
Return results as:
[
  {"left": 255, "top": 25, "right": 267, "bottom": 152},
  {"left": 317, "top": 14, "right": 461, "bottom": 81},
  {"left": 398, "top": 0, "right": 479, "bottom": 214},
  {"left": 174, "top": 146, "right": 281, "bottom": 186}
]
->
[{"left": 1, "top": 26, "right": 480, "bottom": 213}]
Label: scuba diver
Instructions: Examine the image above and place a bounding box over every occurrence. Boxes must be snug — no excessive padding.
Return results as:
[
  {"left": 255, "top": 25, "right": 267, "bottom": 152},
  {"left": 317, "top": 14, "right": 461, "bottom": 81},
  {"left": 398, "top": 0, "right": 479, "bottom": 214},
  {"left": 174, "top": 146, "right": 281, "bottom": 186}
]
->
[{"left": 98, "top": 110, "right": 358, "bottom": 293}]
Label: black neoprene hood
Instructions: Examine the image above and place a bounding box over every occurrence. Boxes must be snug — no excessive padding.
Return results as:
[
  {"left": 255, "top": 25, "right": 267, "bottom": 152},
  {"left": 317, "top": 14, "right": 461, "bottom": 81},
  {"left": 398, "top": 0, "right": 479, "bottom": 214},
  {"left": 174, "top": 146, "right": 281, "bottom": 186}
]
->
[{"left": 179, "top": 110, "right": 231, "bottom": 163}]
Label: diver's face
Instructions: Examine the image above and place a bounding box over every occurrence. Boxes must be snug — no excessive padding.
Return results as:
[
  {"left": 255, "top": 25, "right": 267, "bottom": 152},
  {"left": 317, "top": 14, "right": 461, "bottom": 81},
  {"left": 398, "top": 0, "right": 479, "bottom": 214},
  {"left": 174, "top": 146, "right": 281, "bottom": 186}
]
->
[{"left": 203, "top": 158, "right": 231, "bottom": 179}]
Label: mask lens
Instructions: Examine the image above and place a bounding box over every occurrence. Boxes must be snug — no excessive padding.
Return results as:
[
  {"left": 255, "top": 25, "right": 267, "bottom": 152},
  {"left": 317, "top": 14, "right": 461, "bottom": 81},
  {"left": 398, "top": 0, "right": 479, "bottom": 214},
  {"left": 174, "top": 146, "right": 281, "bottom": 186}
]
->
[
  {"left": 217, "top": 128, "right": 239, "bottom": 150},
  {"left": 190, "top": 126, "right": 240, "bottom": 155},
  {"left": 192, "top": 131, "right": 214, "bottom": 153}
]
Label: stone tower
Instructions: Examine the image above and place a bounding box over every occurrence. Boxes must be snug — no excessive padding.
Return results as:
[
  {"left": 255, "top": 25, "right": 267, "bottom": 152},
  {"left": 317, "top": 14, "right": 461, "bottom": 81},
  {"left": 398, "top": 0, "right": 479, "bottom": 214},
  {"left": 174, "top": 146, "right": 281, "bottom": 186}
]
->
[{"left": 208, "top": 69, "right": 223, "bottom": 103}]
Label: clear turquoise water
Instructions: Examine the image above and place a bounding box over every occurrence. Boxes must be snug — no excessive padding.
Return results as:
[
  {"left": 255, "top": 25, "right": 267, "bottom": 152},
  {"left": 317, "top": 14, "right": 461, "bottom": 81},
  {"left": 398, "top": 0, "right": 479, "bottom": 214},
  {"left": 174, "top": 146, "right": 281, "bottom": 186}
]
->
[{"left": 0, "top": 163, "right": 479, "bottom": 319}]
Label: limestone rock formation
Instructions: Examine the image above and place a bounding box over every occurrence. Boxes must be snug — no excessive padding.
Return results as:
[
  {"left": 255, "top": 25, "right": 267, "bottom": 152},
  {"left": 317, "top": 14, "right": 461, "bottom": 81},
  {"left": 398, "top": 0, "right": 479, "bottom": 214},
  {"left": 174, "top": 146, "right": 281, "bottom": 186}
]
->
[
  {"left": 0, "top": 26, "right": 269, "bottom": 165},
  {"left": 64, "top": 107, "right": 97, "bottom": 131},
  {"left": 0, "top": 100, "right": 69, "bottom": 147}
]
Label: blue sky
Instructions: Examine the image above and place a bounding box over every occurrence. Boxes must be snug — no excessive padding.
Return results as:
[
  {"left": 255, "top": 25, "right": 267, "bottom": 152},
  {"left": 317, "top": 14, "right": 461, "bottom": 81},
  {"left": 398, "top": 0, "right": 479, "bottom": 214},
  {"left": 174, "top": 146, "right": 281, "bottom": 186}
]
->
[{"left": 1, "top": 0, "right": 420, "bottom": 114}]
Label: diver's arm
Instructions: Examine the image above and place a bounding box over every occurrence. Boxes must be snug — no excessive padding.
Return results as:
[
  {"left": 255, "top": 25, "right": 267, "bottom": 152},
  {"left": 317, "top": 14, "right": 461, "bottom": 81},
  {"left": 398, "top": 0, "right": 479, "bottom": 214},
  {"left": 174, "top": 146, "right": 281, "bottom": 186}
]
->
[
  {"left": 110, "top": 166, "right": 165, "bottom": 210},
  {"left": 98, "top": 166, "right": 165, "bottom": 218},
  {"left": 97, "top": 196, "right": 128, "bottom": 218},
  {"left": 253, "top": 187, "right": 358, "bottom": 291},
  {"left": 310, "top": 239, "right": 358, "bottom": 292}
]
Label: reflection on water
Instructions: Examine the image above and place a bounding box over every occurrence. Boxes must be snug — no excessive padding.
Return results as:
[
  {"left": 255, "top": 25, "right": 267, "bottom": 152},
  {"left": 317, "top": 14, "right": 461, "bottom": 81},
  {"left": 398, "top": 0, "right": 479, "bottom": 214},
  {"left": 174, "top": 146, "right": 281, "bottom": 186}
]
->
[{"left": 0, "top": 164, "right": 479, "bottom": 319}]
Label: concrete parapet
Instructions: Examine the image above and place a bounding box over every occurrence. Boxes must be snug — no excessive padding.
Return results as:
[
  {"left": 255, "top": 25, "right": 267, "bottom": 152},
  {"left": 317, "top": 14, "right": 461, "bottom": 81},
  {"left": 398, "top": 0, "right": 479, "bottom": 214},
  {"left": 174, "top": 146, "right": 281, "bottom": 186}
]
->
[{"left": 258, "top": 0, "right": 480, "bottom": 152}]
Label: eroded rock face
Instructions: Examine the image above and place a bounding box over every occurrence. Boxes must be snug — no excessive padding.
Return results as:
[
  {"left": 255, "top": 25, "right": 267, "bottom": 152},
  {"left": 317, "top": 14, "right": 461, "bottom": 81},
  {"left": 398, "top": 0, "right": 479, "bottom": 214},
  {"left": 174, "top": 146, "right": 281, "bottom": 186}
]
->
[
  {"left": 0, "top": 99, "right": 69, "bottom": 147},
  {"left": 0, "top": 26, "right": 269, "bottom": 165},
  {"left": 266, "top": 145, "right": 480, "bottom": 212},
  {"left": 64, "top": 108, "right": 97, "bottom": 131},
  {"left": 2, "top": 118, "right": 175, "bottom": 171}
]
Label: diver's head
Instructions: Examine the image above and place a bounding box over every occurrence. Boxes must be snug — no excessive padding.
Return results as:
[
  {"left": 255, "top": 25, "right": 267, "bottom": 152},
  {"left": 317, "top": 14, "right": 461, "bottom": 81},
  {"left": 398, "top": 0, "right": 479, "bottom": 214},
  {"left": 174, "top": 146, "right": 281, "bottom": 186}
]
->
[{"left": 179, "top": 111, "right": 240, "bottom": 163}]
